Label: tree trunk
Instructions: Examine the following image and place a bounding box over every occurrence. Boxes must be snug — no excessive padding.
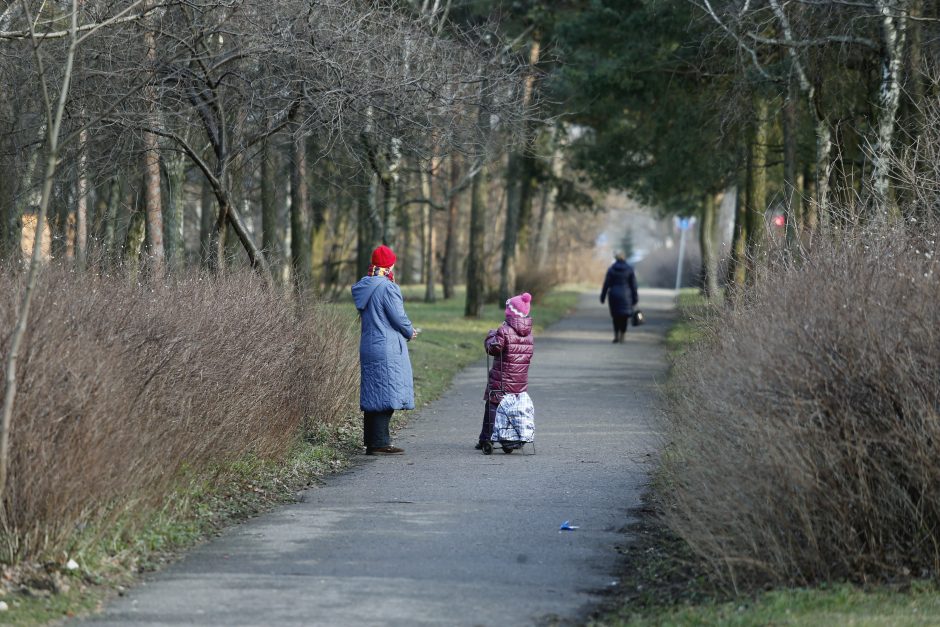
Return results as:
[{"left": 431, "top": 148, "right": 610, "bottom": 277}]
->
[
  {"left": 442, "top": 155, "right": 460, "bottom": 299},
  {"left": 382, "top": 138, "right": 401, "bottom": 245},
  {"left": 163, "top": 153, "right": 186, "bottom": 272},
  {"left": 50, "top": 182, "right": 69, "bottom": 259},
  {"left": 124, "top": 204, "right": 146, "bottom": 279},
  {"left": 465, "top": 162, "right": 487, "bottom": 318},
  {"left": 309, "top": 144, "right": 327, "bottom": 292},
  {"left": 700, "top": 193, "right": 720, "bottom": 299},
  {"left": 422, "top": 166, "right": 436, "bottom": 303},
  {"left": 782, "top": 80, "right": 799, "bottom": 247},
  {"left": 466, "top": 79, "right": 492, "bottom": 318},
  {"left": 801, "top": 161, "right": 817, "bottom": 239},
  {"left": 872, "top": 0, "right": 908, "bottom": 218},
  {"left": 356, "top": 169, "right": 374, "bottom": 278},
  {"left": 746, "top": 97, "right": 769, "bottom": 273},
  {"left": 142, "top": 12, "right": 164, "bottom": 280},
  {"left": 534, "top": 128, "right": 562, "bottom": 269},
  {"left": 101, "top": 176, "right": 121, "bottom": 264},
  {"left": 727, "top": 179, "right": 748, "bottom": 294},
  {"left": 499, "top": 152, "right": 522, "bottom": 303},
  {"left": 74, "top": 127, "right": 88, "bottom": 267},
  {"left": 261, "top": 137, "right": 279, "bottom": 282},
  {"left": 907, "top": 0, "right": 924, "bottom": 130},
  {"left": 813, "top": 116, "right": 832, "bottom": 233},
  {"left": 200, "top": 175, "right": 215, "bottom": 265},
  {"left": 290, "top": 129, "right": 311, "bottom": 292},
  {"left": 2, "top": 148, "right": 39, "bottom": 261},
  {"left": 399, "top": 189, "right": 412, "bottom": 282}
]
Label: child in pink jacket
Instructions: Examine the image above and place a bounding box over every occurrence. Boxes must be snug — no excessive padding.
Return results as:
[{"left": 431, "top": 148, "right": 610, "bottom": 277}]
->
[{"left": 476, "top": 293, "right": 534, "bottom": 454}]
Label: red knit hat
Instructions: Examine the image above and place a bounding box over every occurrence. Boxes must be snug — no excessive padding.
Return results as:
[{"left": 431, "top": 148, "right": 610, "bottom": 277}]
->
[
  {"left": 371, "top": 245, "right": 396, "bottom": 268},
  {"left": 505, "top": 292, "right": 532, "bottom": 318}
]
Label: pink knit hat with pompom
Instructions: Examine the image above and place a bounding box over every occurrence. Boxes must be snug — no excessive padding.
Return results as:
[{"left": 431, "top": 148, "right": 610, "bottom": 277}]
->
[{"left": 505, "top": 292, "right": 532, "bottom": 318}]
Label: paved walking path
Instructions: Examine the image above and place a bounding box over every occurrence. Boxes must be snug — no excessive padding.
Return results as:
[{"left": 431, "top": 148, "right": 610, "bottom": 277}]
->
[{"left": 85, "top": 289, "right": 676, "bottom": 626}]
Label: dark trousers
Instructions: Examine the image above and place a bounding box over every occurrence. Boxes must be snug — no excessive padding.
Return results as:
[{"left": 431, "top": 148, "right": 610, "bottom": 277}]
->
[
  {"left": 364, "top": 410, "right": 394, "bottom": 448},
  {"left": 612, "top": 315, "right": 629, "bottom": 335},
  {"left": 478, "top": 401, "right": 499, "bottom": 443}
]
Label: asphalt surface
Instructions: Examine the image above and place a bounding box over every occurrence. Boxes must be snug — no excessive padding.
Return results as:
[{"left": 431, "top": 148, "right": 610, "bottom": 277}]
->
[{"left": 83, "top": 288, "right": 676, "bottom": 627}]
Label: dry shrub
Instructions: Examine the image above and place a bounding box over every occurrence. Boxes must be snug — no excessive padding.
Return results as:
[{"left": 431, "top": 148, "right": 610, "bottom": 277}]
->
[
  {"left": 0, "top": 268, "right": 358, "bottom": 563},
  {"left": 663, "top": 223, "right": 940, "bottom": 586},
  {"left": 514, "top": 267, "right": 560, "bottom": 304}
]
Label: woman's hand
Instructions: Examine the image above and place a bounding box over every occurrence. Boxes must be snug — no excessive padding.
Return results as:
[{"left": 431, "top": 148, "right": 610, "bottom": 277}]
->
[{"left": 410, "top": 328, "right": 419, "bottom": 340}]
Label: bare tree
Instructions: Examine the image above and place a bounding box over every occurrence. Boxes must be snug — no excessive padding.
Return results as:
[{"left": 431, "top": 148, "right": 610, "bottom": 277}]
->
[{"left": 1, "top": 0, "right": 146, "bottom": 498}]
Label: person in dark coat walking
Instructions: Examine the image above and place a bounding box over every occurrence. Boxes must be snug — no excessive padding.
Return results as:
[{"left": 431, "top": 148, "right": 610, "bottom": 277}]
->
[
  {"left": 600, "top": 251, "right": 639, "bottom": 343},
  {"left": 351, "top": 245, "right": 417, "bottom": 455}
]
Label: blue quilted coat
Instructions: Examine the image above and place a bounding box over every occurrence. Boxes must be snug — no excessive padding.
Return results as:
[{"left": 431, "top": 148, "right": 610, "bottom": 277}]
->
[{"left": 351, "top": 276, "right": 415, "bottom": 412}]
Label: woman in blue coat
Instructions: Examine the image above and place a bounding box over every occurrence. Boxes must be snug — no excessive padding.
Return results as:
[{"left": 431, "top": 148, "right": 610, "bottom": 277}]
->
[
  {"left": 351, "top": 245, "right": 417, "bottom": 455},
  {"left": 600, "top": 251, "right": 639, "bottom": 343}
]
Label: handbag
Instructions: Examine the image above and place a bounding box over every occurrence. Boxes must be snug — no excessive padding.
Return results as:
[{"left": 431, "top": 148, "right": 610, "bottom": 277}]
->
[{"left": 632, "top": 309, "right": 645, "bottom": 326}]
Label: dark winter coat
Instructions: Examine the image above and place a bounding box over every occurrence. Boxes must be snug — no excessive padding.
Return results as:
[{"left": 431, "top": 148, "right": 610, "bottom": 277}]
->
[
  {"left": 351, "top": 276, "right": 415, "bottom": 413},
  {"left": 600, "top": 260, "right": 638, "bottom": 317},
  {"left": 484, "top": 315, "right": 534, "bottom": 404}
]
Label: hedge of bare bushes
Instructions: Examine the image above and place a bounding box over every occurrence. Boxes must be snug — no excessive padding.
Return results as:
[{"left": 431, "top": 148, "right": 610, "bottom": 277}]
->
[
  {"left": 0, "top": 268, "right": 358, "bottom": 563},
  {"left": 663, "top": 223, "right": 940, "bottom": 586}
]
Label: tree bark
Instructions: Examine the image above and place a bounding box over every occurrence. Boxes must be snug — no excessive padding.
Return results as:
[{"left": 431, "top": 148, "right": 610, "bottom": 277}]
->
[
  {"left": 199, "top": 175, "right": 215, "bottom": 265},
  {"left": 465, "top": 162, "right": 487, "bottom": 318},
  {"left": 74, "top": 127, "right": 89, "bottom": 267},
  {"left": 261, "top": 137, "right": 279, "bottom": 281},
  {"left": 534, "top": 126, "right": 562, "bottom": 269},
  {"left": 499, "top": 152, "right": 522, "bottom": 303},
  {"left": 727, "top": 181, "right": 748, "bottom": 296},
  {"left": 465, "top": 79, "right": 492, "bottom": 318},
  {"left": 422, "top": 164, "right": 436, "bottom": 303},
  {"left": 163, "top": 152, "right": 186, "bottom": 272},
  {"left": 746, "top": 97, "right": 769, "bottom": 273},
  {"left": 290, "top": 128, "right": 311, "bottom": 292},
  {"left": 142, "top": 7, "right": 164, "bottom": 280},
  {"left": 356, "top": 168, "right": 374, "bottom": 278},
  {"left": 442, "top": 154, "right": 460, "bottom": 299},
  {"left": 699, "top": 192, "right": 720, "bottom": 299},
  {"left": 101, "top": 176, "right": 121, "bottom": 264},
  {"left": 124, "top": 199, "right": 146, "bottom": 278},
  {"left": 782, "top": 80, "right": 799, "bottom": 247},
  {"left": 872, "top": 0, "right": 908, "bottom": 218}
]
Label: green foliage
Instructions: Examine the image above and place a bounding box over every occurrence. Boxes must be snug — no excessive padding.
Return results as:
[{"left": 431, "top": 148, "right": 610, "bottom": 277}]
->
[{"left": 551, "top": 0, "right": 739, "bottom": 210}]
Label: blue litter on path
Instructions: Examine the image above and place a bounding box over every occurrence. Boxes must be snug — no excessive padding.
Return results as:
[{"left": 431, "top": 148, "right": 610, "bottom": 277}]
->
[{"left": 559, "top": 521, "right": 579, "bottom": 531}]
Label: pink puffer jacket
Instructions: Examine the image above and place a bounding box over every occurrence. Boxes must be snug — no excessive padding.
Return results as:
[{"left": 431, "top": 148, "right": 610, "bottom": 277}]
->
[{"left": 484, "top": 315, "right": 533, "bottom": 403}]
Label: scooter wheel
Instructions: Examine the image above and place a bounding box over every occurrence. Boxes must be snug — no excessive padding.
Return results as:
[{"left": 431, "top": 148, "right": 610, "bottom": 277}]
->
[{"left": 482, "top": 442, "right": 493, "bottom": 455}]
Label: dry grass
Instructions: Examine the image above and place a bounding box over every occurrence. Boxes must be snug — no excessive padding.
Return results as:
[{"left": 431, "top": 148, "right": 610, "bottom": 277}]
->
[
  {"left": 0, "top": 267, "right": 358, "bottom": 564},
  {"left": 662, "top": 223, "right": 940, "bottom": 587},
  {"left": 514, "top": 268, "right": 560, "bottom": 304}
]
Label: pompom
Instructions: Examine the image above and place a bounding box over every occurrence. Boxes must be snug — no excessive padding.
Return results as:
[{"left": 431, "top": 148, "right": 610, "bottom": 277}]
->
[{"left": 522, "top": 293, "right": 532, "bottom": 303}]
